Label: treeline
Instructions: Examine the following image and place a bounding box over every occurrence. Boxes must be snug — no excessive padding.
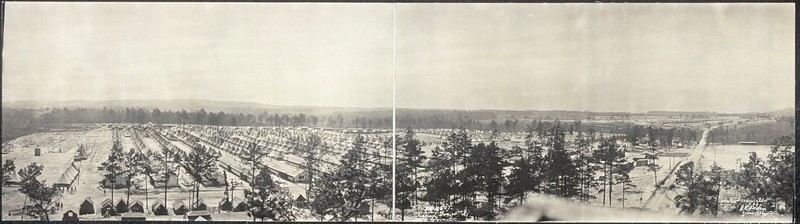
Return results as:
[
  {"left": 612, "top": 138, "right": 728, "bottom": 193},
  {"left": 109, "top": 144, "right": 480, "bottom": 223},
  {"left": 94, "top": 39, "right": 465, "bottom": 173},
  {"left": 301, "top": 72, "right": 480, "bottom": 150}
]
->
[
  {"left": 623, "top": 125, "right": 699, "bottom": 146},
  {"left": 395, "top": 122, "right": 638, "bottom": 221},
  {"left": 2, "top": 107, "right": 392, "bottom": 129}
]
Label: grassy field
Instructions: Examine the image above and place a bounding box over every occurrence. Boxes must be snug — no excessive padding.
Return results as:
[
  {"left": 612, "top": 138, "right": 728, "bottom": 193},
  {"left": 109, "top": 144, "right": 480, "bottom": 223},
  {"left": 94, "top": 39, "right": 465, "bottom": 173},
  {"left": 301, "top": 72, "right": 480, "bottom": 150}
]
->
[
  {"left": 716, "top": 122, "right": 794, "bottom": 145},
  {"left": 2, "top": 123, "right": 97, "bottom": 144}
]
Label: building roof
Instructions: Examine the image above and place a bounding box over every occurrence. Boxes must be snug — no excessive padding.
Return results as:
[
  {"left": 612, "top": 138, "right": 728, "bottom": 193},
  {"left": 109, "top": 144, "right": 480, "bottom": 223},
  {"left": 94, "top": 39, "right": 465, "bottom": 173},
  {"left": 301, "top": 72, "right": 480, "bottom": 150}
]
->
[
  {"left": 173, "top": 199, "right": 186, "bottom": 208},
  {"left": 187, "top": 210, "right": 213, "bottom": 216},
  {"left": 266, "top": 159, "right": 305, "bottom": 177},
  {"left": 82, "top": 197, "right": 94, "bottom": 205}
]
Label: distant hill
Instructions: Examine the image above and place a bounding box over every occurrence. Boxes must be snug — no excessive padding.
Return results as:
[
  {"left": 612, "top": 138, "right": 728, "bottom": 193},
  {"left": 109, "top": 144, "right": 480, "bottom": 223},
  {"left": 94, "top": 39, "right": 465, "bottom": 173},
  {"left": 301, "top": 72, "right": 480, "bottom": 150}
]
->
[
  {"left": 765, "top": 107, "right": 794, "bottom": 117},
  {"left": 3, "top": 99, "right": 389, "bottom": 115}
]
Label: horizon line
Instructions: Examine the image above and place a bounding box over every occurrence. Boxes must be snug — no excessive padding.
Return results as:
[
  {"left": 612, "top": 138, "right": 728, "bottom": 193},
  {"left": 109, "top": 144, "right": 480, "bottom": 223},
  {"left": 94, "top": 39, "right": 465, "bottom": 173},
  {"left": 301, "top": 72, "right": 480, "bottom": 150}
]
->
[{"left": 3, "top": 98, "right": 790, "bottom": 114}]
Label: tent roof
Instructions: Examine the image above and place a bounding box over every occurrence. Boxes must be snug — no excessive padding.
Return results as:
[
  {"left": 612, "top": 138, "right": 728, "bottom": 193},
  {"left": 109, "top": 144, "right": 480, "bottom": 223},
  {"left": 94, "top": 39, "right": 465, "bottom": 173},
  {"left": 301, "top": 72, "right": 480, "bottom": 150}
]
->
[
  {"left": 131, "top": 199, "right": 144, "bottom": 206},
  {"left": 231, "top": 197, "right": 243, "bottom": 205},
  {"left": 83, "top": 197, "right": 94, "bottom": 204},
  {"left": 173, "top": 199, "right": 186, "bottom": 207},
  {"left": 55, "top": 172, "right": 73, "bottom": 185}
]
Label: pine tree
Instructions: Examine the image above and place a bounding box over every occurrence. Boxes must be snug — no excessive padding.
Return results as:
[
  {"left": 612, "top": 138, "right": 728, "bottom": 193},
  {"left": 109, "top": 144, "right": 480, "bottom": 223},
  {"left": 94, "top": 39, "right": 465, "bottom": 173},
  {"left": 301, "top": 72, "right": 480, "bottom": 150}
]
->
[
  {"left": 244, "top": 165, "right": 296, "bottom": 221},
  {"left": 101, "top": 140, "right": 126, "bottom": 213},
  {"left": 398, "top": 128, "right": 426, "bottom": 205},
  {"left": 2, "top": 159, "right": 16, "bottom": 188},
  {"left": 574, "top": 133, "right": 598, "bottom": 202},
  {"left": 592, "top": 139, "right": 628, "bottom": 207},
  {"left": 674, "top": 161, "right": 720, "bottom": 215},
  {"left": 422, "top": 145, "right": 456, "bottom": 209},
  {"left": 242, "top": 142, "right": 267, "bottom": 192},
  {"left": 542, "top": 124, "right": 580, "bottom": 198},
  {"left": 18, "top": 163, "right": 62, "bottom": 221},
  {"left": 159, "top": 145, "right": 181, "bottom": 211},
  {"left": 123, "top": 148, "right": 144, "bottom": 206},
  {"left": 764, "top": 136, "right": 794, "bottom": 214},
  {"left": 309, "top": 134, "right": 372, "bottom": 221},
  {"left": 186, "top": 145, "right": 219, "bottom": 209}
]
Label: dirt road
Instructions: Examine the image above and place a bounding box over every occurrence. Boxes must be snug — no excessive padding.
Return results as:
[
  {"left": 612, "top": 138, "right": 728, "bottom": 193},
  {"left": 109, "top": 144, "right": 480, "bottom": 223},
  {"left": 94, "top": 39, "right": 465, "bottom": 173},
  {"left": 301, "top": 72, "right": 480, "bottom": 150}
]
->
[{"left": 642, "top": 125, "right": 718, "bottom": 213}]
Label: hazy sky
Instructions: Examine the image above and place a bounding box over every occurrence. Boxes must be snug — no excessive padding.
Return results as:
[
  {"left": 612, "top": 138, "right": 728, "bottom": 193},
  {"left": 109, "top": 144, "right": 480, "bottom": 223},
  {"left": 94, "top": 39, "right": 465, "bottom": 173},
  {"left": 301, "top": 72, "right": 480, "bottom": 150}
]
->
[
  {"left": 3, "top": 3, "right": 393, "bottom": 108},
  {"left": 4, "top": 3, "right": 794, "bottom": 113},
  {"left": 397, "top": 3, "right": 794, "bottom": 113}
]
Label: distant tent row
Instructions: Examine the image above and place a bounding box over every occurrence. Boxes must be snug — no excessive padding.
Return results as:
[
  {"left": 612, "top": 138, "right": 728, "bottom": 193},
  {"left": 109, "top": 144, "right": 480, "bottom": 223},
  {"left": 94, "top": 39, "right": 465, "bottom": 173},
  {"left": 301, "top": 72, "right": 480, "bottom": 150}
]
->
[
  {"left": 73, "top": 145, "right": 89, "bottom": 161},
  {"left": 78, "top": 197, "right": 243, "bottom": 217},
  {"left": 54, "top": 162, "right": 80, "bottom": 189}
]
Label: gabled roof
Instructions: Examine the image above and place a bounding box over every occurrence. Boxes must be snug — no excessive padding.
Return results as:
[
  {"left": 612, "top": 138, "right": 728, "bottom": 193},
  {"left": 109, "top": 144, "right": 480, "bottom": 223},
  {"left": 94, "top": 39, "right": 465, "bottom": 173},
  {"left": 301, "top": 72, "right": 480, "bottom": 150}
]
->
[
  {"left": 173, "top": 199, "right": 186, "bottom": 208},
  {"left": 82, "top": 197, "right": 94, "bottom": 205},
  {"left": 231, "top": 197, "right": 243, "bottom": 205},
  {"left": 151, "top": 199, "right": 165, "bottom": 207},
  {"left": 130, "top": 198, "right": 144, "bottom": 206}
]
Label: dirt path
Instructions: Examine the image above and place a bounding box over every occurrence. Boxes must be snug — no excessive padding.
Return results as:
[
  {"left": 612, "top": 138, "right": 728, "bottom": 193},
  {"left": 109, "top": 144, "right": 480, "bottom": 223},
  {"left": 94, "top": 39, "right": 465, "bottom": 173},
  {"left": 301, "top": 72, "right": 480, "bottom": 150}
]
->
[{"left": 642, "top": 125, "right": 717, "bottom": 213}]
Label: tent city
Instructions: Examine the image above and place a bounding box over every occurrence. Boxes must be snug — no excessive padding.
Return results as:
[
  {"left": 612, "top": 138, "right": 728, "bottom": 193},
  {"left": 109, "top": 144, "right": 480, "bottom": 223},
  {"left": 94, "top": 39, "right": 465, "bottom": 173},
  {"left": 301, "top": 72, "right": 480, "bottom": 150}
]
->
[{"left": 1, "top": 2, "right": 795, "bottom": 222}]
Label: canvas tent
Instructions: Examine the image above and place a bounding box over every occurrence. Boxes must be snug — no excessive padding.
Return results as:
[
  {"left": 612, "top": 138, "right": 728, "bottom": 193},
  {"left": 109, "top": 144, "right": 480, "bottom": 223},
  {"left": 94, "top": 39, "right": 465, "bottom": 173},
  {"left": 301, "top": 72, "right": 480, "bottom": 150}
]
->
[
  {"left": 54, "top": 162, "right": 80, "bottom": 189},
  {"left": 100, "top": 198, "right": 116, "bottom": 217},
  {"left": 7, "top": 170, "right": 21, "bottom": 185},
  {"left": 74, "top": 145, "right": 89, "bottom": 161},
  {"left": 194, "top": 198, "right": 208, "bottom": 211},
  {"left": 219, "top": 198, "right": 232, "bottom": 212},
  {"left": 102, "top": 175, "right": 129, "bottom": 188},
  {"left": 115, "top": 199, "right": 129, "bottom": 213},
  {"left": 151, "top": 173, "right": 180, "bottom": 188},
  {"left": 129, "top": 199, "right": 145, "bottom": 213},
  {"left": 62, "top": 210, "right": 79, "bottom": 221},
  {"left": 79, "top": 197, "right": 95, "bottom": 215},
  {"left": 295, "top": 194, "right": 307, "bottom": 208},
  {"left": 151, "top": 199, "right": 168, "bottom": 215},
  {"left": 232, "top": 197, "right": 247, "bottom": 212},
  {"left": 173, "top": 200, "right": 189, "bottom": 215}
]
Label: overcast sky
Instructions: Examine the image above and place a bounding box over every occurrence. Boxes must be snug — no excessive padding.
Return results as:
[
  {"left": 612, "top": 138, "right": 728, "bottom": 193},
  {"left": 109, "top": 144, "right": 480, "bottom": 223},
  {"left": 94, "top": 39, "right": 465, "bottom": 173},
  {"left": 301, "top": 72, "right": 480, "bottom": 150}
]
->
[
  {"left": 397, "top": 3, "right": 794, "bottom": 113},
  {"left": 3, "top": 3, "right": 393, "bottom": 108},
  {"left": 4, "top": 3, "right": 794, "bottom": 113}
]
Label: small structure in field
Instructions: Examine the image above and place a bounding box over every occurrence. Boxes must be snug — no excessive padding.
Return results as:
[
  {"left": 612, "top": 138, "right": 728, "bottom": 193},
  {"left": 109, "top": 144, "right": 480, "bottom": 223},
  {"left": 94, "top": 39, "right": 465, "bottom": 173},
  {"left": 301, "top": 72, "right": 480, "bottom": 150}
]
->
[
  {"left": 74, "top": 145, "right": 89, "bottom": 161},
  {"left": 62, "top": 210, "right": 79, "bottom": 221},
  {"left": 102, "top": 175, "right": 130, "bottom": 188},
  {"left": 129, "top": 199, "right": 145, "bottom": 213},
  {"left": 634, "top": 158, "right": 649, "bottom": 167},
  {"left": 79, "top": 197, "right": 95, "bottom": 215},
  {"left": 7, "top": 170, "right": 21, "bottom": 185},
  {"left": 115, "top": 199, "right": 129, "bottom": 213},
  {"left": 34, "top": 147, "right": 41, "bottom": 156},
  {"left": 194, "top": 198, "right": 209, "bottom": 211},
  {"left": 232, "top": 197, "right": 248, "bottom": 212},
  {"left": 100, "top": 198, "right": 116, "bottom": 217},
  {"left": 151, "top": 199, "right": 168, "bottom": 215},
  {"left": 295, "top": 194, "right": 307, "bottom": 208},
  {"left": 173, "top": 200, "right": 189, "bottom": 215},
  {"left": 219, "top": 198, "right": 232, "bottom": 212},
  {"left": 738, "top": 141, "right": 758, "bottom": 145}
]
